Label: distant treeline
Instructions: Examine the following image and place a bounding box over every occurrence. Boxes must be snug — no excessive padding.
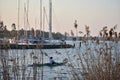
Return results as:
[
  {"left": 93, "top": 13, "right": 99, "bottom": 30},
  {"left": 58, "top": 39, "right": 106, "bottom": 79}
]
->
[
  {"left": 0, "top": 21, "right": 120, "bottom": 40},
  {"left": 0, "top": 21, "right": 65, "bottom": 39},
  {"left": 0, "top": 29, "right": 65, "bottom": 40}
]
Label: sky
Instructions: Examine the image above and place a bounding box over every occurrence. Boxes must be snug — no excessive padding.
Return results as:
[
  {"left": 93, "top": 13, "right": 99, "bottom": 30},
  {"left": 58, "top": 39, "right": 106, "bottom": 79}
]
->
[{"left": 0, "top": 0, "right": 120, "bottom": 36}]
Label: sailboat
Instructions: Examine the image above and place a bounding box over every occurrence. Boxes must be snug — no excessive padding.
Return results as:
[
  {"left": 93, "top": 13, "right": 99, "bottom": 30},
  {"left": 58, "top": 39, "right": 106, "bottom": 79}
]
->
[{"left": 0, "top": 0, "right": 74, "bottom": 49}]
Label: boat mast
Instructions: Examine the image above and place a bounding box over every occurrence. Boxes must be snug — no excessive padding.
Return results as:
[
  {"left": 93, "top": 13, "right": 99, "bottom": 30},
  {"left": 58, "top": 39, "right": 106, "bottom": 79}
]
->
[
  {"left": 49, "top": 0, "right": 52, "bottom": 40},
  {"left": 24, "top": 3, "right": 27, "bottom": 38},
  {"left": 27, "top": 0, "right": 29, "bottom": 37},
  {"left": 40, "top": 0, "right": 42, "bottom": 37},
  {"left": 17, "top": 0, "right": 20, "bottom": 41},
  {"left": 43, "top": 7, "right": 45, "bottom": 40},
  {"left": 0, "top": 0, "right": 1, "bottom": 21},
  {"left": 35, "top": 18, "right": 37, "bottom": 38}
]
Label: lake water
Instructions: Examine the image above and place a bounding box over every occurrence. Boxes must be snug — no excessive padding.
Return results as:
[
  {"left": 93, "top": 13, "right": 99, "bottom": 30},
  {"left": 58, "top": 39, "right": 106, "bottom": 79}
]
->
[{"left": 0, "top": 40, "right": 120, "bottom": 80}]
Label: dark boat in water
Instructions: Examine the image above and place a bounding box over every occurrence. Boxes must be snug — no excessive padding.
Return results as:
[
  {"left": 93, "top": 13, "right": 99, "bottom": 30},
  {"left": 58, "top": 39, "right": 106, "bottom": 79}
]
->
[
  {"left": 0, "top": 43, "right": 73, "bottom": 49},
  {"left": 28, "top": 62, "right": 65, "bottom": 67},
  {"left": 0, "top": 38, "right": 74, "bottom": 49}
]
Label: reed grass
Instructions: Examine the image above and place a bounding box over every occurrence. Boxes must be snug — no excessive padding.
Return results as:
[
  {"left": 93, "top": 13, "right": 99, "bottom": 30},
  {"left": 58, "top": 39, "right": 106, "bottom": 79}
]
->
[
  {"left": 65, "top": 26, "right": 120, "bottom": 80},
  {"left": 0, "top": 26, "right": 120, "bottom": 80}
]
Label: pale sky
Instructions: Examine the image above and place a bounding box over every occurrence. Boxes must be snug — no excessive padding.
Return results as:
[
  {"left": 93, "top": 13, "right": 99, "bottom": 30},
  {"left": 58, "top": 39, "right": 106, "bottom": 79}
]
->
[{"left": 0, "top": 0, "right": 120, "bottom": 36}]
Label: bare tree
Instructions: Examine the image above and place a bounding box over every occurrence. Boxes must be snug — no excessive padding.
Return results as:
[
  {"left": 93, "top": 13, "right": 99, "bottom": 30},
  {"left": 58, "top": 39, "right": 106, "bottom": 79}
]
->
[
  {"left": 0, "top": 21, "right": 4, "bottom": 30},
  {"left": 11, "top": 23, "right": 16, "bottom": 31},
  {"left": 85, "top": 25, "right": 90, "bottom": 37},
  {"left": 74, "top": 20, "right": 78, "bottom": 38}
]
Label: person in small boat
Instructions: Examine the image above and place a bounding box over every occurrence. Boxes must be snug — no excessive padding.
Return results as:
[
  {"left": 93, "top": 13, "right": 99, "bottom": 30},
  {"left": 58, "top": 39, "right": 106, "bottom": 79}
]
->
[{"left": 49, "top": 57, "right": 55, "bottom": 64}]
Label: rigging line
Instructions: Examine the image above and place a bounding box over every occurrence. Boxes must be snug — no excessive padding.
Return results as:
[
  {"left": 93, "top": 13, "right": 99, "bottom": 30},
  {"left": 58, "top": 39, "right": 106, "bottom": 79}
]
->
[
  {"left": 53, "top": 7, "right": 61, "bottom": 32},
  {"left": 27, "top": 0, "right": 31, "bottom": 31},
  {"left": 44, "top": 7, "right": 49, "bottom": 29}
]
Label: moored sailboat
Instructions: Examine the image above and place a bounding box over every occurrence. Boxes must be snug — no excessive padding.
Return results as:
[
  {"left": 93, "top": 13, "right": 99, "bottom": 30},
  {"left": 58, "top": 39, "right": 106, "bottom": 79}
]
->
[{"left": 0, "top": 0, "right": 74, "bottom": 49}]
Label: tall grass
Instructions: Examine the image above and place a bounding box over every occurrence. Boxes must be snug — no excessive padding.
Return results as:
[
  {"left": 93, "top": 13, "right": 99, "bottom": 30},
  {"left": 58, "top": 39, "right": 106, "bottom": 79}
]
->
[
  {"left": 0, "top": 48, "right": 44, "bottom": 80},
  {"left": 0, "top": 26, "right": 120, "bottom": 80},
  {"left": 65, "top": 26, "right": 120, "bottom": 80}
]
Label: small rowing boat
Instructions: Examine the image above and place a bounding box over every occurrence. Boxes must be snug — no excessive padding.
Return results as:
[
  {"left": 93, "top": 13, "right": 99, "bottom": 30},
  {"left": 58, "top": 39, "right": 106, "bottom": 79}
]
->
[{"left": 28, "top": 62, "right": 65, "bottom": 67}]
